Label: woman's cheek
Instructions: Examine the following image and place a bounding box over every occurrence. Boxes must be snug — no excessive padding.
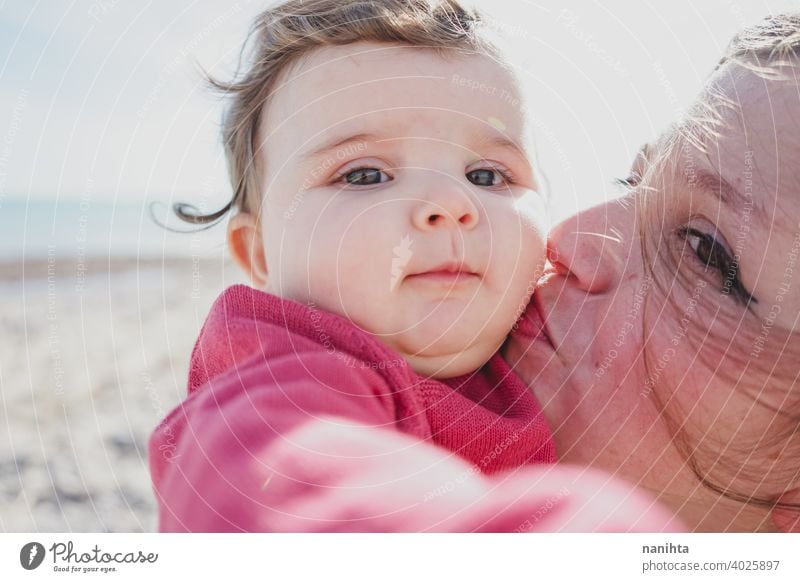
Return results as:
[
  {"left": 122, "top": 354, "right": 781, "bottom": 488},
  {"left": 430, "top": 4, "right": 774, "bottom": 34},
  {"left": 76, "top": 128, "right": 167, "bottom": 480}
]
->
[{"left": 589, "top": 285, "right": 651, "bottom": 390}]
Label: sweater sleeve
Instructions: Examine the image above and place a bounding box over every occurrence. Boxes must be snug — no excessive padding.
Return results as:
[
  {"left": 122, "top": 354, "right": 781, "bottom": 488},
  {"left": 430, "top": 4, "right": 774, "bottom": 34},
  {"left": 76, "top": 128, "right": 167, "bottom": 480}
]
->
[{"left": 149, "top": 351, "right": 682, "bottom": 532}]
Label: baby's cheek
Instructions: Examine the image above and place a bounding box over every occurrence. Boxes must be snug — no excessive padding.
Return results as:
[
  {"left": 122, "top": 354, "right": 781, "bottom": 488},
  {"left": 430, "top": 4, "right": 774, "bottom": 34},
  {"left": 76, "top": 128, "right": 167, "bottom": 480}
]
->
[
  {"left": 484, "top": 204, "right": 546, "bottom": 335},
  {"left": 512, "top": 194, "right": 548, "bottom": 272},
  {"left": 510, "top": 220, "right": 547, "bottom": 291}
]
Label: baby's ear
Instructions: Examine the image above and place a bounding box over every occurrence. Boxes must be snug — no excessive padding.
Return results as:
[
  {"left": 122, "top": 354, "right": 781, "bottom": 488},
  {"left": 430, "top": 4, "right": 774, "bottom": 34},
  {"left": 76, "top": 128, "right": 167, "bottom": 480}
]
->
[
  {"left": 227, "top": 211, "right": 268, "bottom": 290},
  {"left": 771, "top": 489, "right": 800, "bottom": 532}
]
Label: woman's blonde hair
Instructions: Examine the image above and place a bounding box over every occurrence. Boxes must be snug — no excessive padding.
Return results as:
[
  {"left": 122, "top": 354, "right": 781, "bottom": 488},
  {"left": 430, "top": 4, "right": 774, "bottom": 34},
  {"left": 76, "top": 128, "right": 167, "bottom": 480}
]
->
[{"left": 170, "top": 0, "right": 499, "bottom": 228}]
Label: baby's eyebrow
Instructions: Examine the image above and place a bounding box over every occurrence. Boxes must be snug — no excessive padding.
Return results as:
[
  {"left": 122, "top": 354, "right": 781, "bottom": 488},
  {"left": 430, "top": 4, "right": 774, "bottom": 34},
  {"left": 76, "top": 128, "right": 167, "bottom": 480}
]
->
[
  {"left": 475, "top": 133, "right": 532, "bottom": 170},
  {"left": 300, "top": 132, "right": 528, "bottom": 161},
  {"left": 299, "top": 132, "right": 380, "bottom": 165}
]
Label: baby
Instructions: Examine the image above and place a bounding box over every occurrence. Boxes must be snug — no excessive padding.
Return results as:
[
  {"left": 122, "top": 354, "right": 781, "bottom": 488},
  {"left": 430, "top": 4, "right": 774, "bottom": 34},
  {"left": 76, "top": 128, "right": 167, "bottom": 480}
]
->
[
  {"left": 149, "top": 0, "right": 680, "bottom": 532},
  {"left": 222, "top": 7, "right": 547, "bottom": 382}
]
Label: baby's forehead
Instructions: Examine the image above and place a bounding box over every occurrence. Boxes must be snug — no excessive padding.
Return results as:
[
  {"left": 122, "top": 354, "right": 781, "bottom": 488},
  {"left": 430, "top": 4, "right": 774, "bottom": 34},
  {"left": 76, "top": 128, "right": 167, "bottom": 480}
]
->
[
  {"left": 261, "top": 42, "right": 529, "bottom": 153},
  {"left": 276, "top": 41, "right": 518, "bottom": 106}
]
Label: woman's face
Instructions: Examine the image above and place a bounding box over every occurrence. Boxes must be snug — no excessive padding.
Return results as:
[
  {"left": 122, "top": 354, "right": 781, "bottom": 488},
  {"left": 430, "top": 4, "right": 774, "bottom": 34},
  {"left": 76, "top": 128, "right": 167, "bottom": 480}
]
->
[{"left": 505, "top": 60, "right": 800, "bottom": 531}]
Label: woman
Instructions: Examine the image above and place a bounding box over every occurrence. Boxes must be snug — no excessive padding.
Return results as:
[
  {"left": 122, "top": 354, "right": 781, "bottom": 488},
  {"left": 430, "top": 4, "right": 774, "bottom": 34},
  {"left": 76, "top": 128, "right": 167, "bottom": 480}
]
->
[{"left": 504, "top": 14, "right": 800, "bottom": 532}]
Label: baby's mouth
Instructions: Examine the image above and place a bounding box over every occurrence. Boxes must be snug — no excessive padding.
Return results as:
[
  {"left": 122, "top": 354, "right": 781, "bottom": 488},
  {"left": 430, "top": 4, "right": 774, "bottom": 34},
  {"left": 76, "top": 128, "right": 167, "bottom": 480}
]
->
[
  {"left": 404, "top": 260, "right": 481, "bottom": 285},
  {"left": 405, "top": 271, "right": 480, "bottom": 284}
]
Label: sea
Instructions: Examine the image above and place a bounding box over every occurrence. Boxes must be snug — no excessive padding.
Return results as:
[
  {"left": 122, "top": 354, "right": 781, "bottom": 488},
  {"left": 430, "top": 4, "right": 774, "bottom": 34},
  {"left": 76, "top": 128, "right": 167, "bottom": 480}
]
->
[{"left": 0, "top": 195, "right": 228, "bottom": 261}]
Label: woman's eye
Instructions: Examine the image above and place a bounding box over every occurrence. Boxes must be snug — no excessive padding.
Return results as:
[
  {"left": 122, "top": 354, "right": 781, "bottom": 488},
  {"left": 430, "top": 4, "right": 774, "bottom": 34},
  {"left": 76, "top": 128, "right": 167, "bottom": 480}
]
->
[
  {"left": 466, "top": 167, "right": 514, "bottom": 187},
  {"left": 618, "top": 144, "right": 649, "bottom": 189},
  {"left": 684, "top": 227, "right": 722, "bottom": 268},
  {"left": 615, "top": 172, "right": 641, "bottom": 190},
  {"left": 339, "top": 167, "right": 391, "bottom": 186},
  {"left": 677, "top": 226, "right": 756, "bottom": 306}
]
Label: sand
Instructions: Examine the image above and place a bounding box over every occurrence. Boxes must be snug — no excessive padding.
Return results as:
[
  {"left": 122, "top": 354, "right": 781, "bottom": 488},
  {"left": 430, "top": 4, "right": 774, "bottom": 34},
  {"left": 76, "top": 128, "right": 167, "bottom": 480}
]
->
[{"left": 0, "top": 254, "right": 248, "bottom": 531}]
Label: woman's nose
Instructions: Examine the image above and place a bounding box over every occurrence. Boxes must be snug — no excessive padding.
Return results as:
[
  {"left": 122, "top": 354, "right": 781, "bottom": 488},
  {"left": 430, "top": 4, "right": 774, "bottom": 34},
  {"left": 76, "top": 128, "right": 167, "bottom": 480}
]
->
[
  {"left": 547, "top": 196, "right": 637, "bottom": 293},
  {"left": 411, "top": 179, "right": 479, "bottom": 231}
]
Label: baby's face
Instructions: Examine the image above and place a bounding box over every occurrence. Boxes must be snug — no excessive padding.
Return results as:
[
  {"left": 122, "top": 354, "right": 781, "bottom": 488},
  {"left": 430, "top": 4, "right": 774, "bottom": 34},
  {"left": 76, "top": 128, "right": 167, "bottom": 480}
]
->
[{"left": 255, "top": 42, "right": 546, "bottom": 378}]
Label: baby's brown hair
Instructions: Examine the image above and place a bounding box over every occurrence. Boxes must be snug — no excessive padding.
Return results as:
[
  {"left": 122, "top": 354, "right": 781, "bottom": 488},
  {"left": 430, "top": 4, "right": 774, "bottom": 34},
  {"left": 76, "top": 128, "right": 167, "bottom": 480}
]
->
[{"left": 172, "top": 0, "right": 501, "bottom": 229}]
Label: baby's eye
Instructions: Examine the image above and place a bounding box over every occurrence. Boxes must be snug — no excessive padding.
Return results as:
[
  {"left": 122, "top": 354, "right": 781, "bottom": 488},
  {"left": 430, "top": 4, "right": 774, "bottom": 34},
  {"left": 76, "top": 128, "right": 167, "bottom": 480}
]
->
[
  {"left": 466, "top": 166, "right": 515, "bottom": 188},
  {"left": 340, "top": 167, "right": 392, "bottom": 186}
]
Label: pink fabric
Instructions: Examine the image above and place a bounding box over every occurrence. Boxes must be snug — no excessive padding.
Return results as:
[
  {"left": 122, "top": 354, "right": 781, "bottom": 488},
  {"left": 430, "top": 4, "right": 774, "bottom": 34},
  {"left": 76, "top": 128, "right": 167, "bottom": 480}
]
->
[{"left": 149, "top": 284, "right": 683, "bottom": 532}]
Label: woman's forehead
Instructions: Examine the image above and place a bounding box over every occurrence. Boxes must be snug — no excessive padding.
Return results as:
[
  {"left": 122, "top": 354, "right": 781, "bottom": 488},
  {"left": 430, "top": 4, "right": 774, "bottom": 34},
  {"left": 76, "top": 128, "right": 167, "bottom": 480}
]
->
[
  {"left": 652, "top": 62, "right": 800, "bottom": 222},
  {"left": 710, "top": 62, "right": 800, "bottom": 187}
]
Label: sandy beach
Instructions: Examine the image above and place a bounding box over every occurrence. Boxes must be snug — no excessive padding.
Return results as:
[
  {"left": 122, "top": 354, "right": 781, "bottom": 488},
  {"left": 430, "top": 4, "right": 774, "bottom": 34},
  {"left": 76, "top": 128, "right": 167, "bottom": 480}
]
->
[{"left": 0, "top": 254, "right": 248, "bottom": 531}]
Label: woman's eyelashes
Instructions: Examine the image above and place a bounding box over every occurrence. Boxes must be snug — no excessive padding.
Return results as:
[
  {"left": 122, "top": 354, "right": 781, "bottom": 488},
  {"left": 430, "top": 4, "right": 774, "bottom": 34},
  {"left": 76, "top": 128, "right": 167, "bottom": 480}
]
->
[
  {"left": 614, "top": 172, "right": 642, "bottom": 190},
  {"left": 332, "top": 163, "right": 516, "bottom": 188},
  {"left": 676, "top": 225, "right": 757, "bottom": 306}
]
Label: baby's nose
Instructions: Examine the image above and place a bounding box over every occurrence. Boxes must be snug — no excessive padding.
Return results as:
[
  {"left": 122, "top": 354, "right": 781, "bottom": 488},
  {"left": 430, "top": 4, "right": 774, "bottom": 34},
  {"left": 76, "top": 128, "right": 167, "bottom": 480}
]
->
[{"left": 412, "top": 182, "right": 479, "bottom": 231}]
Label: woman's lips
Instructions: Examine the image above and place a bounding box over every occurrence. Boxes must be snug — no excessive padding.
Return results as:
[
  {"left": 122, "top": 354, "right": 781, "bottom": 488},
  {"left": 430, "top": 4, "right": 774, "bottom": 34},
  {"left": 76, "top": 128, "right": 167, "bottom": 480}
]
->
[{"left": 516, "top": 296, "right": 555, "bottom": 349}]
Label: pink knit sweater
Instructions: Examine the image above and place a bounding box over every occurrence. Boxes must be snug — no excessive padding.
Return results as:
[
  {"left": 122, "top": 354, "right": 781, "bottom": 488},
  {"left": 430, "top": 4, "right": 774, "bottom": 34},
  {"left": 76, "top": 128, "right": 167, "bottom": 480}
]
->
[{"left": 149, "top": 284, "right": 683, "bottom": 532}]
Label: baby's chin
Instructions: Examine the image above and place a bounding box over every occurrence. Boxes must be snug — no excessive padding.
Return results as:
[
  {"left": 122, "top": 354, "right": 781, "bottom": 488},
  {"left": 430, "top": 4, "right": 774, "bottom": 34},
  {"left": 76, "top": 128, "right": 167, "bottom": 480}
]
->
[
  {"left": 385, "top": 323, "right": 506, "bottom": 379},
  {"left": 402, "top": 345, "right": 497, "bottom": 379}
]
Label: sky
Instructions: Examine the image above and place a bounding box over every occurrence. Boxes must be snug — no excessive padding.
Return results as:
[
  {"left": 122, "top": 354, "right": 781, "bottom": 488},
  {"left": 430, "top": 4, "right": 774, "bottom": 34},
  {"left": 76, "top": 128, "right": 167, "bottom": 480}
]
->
[{"left": 1, "top": 0, "right": 799, "bottom": 223}]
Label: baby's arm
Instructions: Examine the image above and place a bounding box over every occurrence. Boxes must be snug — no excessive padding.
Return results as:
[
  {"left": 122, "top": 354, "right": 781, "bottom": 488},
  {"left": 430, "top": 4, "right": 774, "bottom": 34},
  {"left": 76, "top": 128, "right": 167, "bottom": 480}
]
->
[{"left": 150, "top": 350, "right": 681, "bottom": 532}]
